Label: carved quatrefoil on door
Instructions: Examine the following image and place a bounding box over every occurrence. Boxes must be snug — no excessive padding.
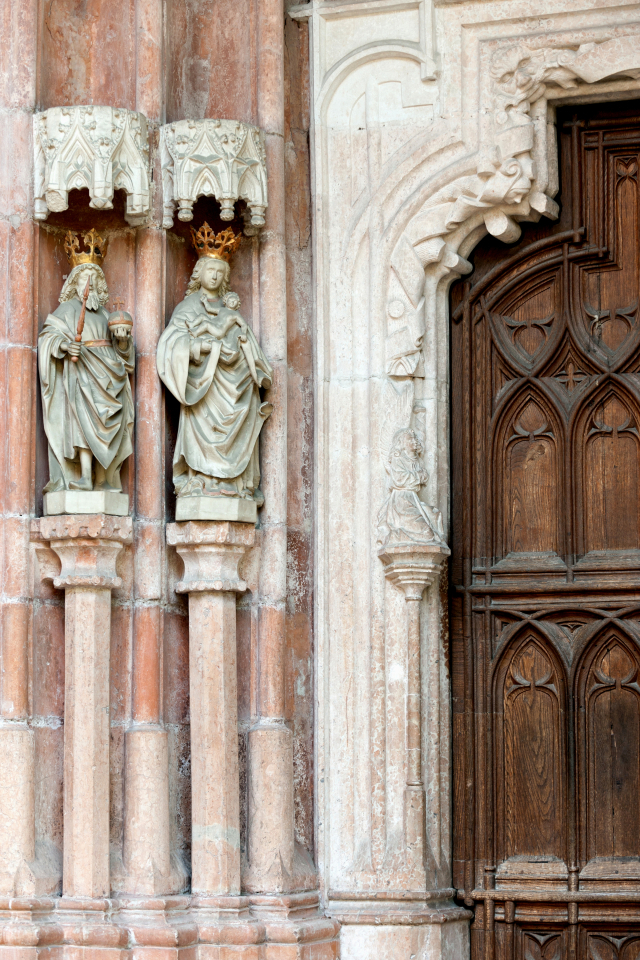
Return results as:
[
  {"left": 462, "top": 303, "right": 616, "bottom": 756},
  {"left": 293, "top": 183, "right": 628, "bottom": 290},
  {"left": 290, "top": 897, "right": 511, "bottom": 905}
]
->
[{"left": 554, "top": 355, "right": 588, "bottom": 393}]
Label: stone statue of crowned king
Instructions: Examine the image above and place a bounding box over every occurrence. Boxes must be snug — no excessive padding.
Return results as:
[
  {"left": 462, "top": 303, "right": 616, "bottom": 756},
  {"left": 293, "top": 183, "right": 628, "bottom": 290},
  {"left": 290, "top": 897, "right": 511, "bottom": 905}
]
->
[{"left": 38, "top": 228, "right": 135, "bottom": 515}]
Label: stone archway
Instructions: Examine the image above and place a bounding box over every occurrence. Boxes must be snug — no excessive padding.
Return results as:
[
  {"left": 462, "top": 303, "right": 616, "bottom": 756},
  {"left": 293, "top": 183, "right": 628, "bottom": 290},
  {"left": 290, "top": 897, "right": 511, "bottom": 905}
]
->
[{"left": 293, "top": 2, "right": 640, "bottom": 954}]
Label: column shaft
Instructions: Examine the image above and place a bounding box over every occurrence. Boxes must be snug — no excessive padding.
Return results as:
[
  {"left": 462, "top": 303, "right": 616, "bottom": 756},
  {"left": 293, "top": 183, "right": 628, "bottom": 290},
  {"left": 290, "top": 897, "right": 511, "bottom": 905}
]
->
[
  {"left": 120, "top": 0, "right": 175, "bottom": 896},
  {"left": 63, "top": 586, "right": 112, "bottom": 898},
  {"left": 0, "top": 0, "right": 39, "bottom": 897},
  {"left": 378, "top": 543, "right": 449, "bottom": 873},
  {"left": 405, "top": 595, "right": 426, "bottom": 860},
  {"left": 189, "top": 588, "right": 241, "bottom": 895},
  {"left": 34, "top": 515, "right": 132, "bottom": 898},
  {"left": 167, "top": 521, "right": 256, "bottom": 905},
  {"left": 248, "top": 0, "right": 296, "bottom": 894}
]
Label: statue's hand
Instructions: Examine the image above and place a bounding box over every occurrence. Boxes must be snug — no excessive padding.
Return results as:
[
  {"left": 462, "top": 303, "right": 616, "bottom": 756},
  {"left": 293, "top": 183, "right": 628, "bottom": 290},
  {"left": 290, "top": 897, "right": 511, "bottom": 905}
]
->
[
  {"left": 115, "top": 331, "right": 132, "bottom": 351},
  {"left": 199, "top": 338, "right": 213, "bottom": 355},
  {"left": 62, "top": 340, "right": 81, "bottom": 358}
]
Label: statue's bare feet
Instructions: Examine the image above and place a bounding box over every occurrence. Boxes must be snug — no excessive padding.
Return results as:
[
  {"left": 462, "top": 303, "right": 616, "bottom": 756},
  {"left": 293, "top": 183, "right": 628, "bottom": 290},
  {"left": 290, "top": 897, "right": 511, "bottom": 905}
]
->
[{"left": 69, "top": 477, "right": 93, "bottom": 491}]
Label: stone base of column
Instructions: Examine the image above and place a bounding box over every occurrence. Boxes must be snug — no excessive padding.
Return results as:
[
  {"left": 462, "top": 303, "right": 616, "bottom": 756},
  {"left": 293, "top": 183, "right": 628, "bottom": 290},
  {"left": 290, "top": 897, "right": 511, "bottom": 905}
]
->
[
  {"left": 245, "top": 726, "right": 298, "bottom": 894},
  {"left": 0, "top": 726, "right": 35, "bottom": 897},
  {"left": 112, "top": 728, "right": 187, "bottom": 897},
  {"left": 248, "top": 892, "right": 340, "bottom": 960},
  {"left": 186, "top": 897, "right": 265, "bottom": 960},
  {"left": 0, "top": 727, "right": 61, "bottom": 898},
  {"left": 115, "top": 896, "right": 196, "bottom": 960},
  {"left": 0, "top": 895, "right": 340, "bottom": 960},
  {"left": 328, "top": 896, "right": 470, "bottom": 960}
]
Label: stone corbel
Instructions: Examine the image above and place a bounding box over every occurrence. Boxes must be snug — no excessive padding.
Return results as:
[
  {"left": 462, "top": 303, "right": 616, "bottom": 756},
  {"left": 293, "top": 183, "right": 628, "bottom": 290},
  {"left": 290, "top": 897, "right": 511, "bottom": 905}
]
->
[
  {"left": 33, "top": 106, "right": 151, "bottom": 226},
  {"left": 378, "top": 542, "right": 449, "bottom": 870},
  {"left": 160, "top": 119, "right": 268, "bottom": 232}
]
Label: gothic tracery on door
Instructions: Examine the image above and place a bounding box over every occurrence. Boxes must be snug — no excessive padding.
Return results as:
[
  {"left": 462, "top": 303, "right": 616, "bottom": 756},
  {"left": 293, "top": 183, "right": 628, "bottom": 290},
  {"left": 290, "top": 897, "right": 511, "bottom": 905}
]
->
[{"left": 451, "top": 100, "right": 640, "bottom": 960}]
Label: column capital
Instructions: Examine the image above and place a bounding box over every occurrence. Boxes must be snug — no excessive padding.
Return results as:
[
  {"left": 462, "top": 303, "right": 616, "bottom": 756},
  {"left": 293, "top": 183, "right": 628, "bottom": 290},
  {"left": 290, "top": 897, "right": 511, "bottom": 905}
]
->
[
  {"left": 166, "top": 520, "right": 256, "bottom": 594},
  {"left": 378, "top": 542, "right": 450, "bottom": 601},
  {"left": 31, "top": 514, "right": 132, "bottom": 590}
]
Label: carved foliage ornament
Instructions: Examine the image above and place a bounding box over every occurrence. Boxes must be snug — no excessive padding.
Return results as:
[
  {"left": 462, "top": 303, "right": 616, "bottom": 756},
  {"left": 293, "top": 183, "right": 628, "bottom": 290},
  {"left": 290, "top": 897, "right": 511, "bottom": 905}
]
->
[
  {"left": 160, "top": 119, "right": 268, "bottom": 232},
  {"left": 34, "top": 106, "right": 151, "bottom": 226},
  {"left": 402, "top": 37, "right": 640, "bottom": 279}
]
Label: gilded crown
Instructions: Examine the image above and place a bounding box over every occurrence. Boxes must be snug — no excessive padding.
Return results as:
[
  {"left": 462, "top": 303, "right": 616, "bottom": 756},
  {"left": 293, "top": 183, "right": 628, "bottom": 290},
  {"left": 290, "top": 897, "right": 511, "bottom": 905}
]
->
[
  {"left": 190, "top": 222, "right": 242, "bottom": 263},
  {"left": 64, "top": 228, "right": 108, "bottom": 269}
]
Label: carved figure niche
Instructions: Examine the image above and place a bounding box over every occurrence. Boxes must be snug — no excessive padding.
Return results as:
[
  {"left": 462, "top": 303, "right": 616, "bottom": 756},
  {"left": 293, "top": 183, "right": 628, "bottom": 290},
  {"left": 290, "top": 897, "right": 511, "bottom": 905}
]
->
[{"left": 495, "top": 636, "right": 565, "bottom": 866}]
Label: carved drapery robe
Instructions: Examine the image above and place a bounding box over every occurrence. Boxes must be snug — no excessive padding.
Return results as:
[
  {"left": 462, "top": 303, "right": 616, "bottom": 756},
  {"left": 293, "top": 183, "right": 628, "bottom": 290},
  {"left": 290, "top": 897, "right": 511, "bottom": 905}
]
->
[
  {"left": 156, "top": 291, "right": 273, "bottom": 500},
  {"left": 38, "top": 299, "right": 135, "bottom": 490},
  {"left": 377, "top": 447, "right": 445, "bottom": 546}
]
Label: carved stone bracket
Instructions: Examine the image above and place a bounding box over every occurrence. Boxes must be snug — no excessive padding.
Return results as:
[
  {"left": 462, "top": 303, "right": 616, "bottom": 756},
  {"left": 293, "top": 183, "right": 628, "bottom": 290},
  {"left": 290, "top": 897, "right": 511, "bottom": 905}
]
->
[
  {"left": 378, "top": 541, "right": 449, "bottom": 601},
  {"left": 33, "top": 106, "right": 151, "bottom": 226},
  {"left": 160, "top": 119, "right": 268, "bottom": 232}
]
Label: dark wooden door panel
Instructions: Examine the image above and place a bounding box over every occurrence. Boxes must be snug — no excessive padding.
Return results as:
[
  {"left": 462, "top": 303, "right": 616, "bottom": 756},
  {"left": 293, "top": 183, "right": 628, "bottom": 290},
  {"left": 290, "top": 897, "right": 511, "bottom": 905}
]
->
[{"left": 451, "top": 100, "right": 640, "bottom": 960}]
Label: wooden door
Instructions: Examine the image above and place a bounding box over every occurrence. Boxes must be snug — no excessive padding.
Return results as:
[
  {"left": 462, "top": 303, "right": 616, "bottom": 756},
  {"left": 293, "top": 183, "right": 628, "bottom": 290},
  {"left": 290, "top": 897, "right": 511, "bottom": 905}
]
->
[{"left": 451, "top": 100, "right": 640, "bottom": 960}]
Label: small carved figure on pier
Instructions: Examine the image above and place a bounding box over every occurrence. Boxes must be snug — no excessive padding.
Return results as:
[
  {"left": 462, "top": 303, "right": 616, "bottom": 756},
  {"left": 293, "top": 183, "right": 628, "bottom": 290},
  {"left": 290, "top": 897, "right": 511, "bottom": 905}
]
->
[{"left": 377, "top": 428, "right": 445, "bottom": 547}]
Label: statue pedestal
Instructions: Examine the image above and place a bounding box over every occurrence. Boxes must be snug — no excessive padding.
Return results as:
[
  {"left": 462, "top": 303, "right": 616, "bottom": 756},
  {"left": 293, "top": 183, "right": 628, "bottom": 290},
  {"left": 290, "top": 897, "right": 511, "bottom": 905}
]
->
[
  {"left": 176, "top": 496, "right": 257, "bottom": 523},
  {"left": 44, "top": 490, "right": 129, "bottom": 516}
]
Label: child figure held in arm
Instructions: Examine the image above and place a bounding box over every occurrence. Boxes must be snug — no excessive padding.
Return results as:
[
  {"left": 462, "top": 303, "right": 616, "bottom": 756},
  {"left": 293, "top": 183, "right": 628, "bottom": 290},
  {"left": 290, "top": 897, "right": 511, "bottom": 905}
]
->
[
  {"left": 156, "top": 224, "right": 273, "bottom": 506},
  {"left": 186, "top": 291, "right": 248, "bottom": 352}
]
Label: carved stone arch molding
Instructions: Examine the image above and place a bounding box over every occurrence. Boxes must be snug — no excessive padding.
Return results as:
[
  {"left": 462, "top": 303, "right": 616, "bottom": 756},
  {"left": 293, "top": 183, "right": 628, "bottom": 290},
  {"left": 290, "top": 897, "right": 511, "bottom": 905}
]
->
[{"left": 293, "top": 2, "right": 640, "bottom": 956}]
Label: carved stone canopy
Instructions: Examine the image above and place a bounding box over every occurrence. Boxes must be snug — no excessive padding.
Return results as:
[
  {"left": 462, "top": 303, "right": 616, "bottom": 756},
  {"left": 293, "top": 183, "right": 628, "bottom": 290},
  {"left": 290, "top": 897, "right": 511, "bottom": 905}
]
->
[
  {"left": 160, "top": 119, "right": 268, "bottom": 232},
  {"left": 33, "top": 106, "right": 151, "bottom": 226}
]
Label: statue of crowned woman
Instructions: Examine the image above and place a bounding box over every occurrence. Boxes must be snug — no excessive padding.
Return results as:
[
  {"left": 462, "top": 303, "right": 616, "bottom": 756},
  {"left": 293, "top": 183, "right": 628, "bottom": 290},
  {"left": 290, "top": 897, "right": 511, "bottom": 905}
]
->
[
  {"left": 38, "top": 228, "right": 135, "bottom": 516},
  {"left": 157, "top": 223, "right": 273, "bottom": 521}
]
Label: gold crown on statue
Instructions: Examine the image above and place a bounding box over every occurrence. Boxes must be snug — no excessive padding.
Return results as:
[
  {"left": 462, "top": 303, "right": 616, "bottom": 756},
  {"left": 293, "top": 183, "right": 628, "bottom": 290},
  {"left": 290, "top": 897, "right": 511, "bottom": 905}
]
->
[
  {"left": 190, "top": 222, "right": 242, "bottom": 263},
  {"left": 64, "top": 228, "right": 108, "bottom": 269}
]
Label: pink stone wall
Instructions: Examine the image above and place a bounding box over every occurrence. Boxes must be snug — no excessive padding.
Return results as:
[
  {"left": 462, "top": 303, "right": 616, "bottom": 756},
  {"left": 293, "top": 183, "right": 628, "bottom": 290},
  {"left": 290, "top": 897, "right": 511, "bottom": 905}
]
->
[{"left": 4, "top": 0, "right": 315, "bottom": 891}]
